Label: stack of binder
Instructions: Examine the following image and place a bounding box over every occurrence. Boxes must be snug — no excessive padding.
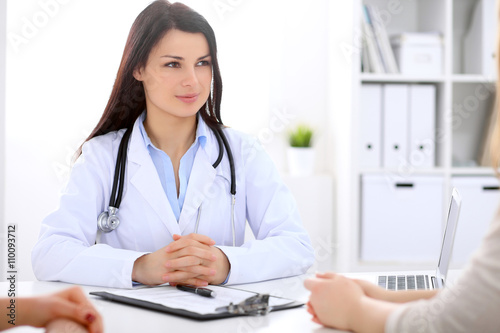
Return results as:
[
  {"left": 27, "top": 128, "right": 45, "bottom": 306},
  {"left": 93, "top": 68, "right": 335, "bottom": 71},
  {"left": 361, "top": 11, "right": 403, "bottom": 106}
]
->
[
  {"left": 361, "top": 4, "right": 399, "bottom": 74},
  {"left": 359, "top": 84, "right": 436, "bottom": 169}
]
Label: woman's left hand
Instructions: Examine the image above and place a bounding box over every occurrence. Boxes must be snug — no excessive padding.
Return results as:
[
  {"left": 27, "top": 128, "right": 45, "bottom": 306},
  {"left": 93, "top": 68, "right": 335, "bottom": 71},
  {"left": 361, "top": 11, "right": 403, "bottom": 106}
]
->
[
  {"left": 16, "top": 286, "right": 103, "bottom": 333},
  {"left": 164, "top": 234, "right": 230, "bottom": 285}
]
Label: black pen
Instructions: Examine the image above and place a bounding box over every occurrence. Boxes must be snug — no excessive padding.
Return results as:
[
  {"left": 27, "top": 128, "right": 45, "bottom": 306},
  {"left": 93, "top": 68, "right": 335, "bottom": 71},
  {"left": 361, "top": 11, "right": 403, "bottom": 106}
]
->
[{"left": 176, "top": 284, "right": 216, "bottom": 298}]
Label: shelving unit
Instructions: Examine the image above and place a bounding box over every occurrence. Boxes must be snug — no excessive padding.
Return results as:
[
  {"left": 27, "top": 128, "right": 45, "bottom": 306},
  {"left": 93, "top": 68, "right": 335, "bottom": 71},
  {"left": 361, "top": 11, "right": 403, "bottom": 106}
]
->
[{"left": 346, "top": 0, "right": 498, "bottom": 272}]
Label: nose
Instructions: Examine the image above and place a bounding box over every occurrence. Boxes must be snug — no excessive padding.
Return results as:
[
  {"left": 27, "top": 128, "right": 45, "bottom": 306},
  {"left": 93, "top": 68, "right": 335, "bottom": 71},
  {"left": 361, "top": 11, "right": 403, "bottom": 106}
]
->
[{"left": 181, "top": 67, "right": 199, "bottom": 87}]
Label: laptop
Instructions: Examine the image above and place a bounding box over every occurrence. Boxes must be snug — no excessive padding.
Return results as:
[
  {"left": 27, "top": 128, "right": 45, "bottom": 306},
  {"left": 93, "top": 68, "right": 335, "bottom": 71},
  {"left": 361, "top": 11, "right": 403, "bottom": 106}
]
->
[{"left": 355, "top": 188, "right": 461, "bottom": 291}]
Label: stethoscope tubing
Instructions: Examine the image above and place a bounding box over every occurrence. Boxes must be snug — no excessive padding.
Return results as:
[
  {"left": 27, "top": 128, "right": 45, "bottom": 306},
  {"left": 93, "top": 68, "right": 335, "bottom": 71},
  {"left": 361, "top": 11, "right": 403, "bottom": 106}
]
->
[{"left": 98, "top": 122, "right": 237, "bottom": 247}]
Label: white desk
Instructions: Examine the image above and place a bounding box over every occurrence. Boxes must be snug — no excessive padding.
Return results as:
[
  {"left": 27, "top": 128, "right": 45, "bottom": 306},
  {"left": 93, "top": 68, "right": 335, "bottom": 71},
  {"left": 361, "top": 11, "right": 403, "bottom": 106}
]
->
[
  {"left": 1, "top": 271, "right": 462, "bottom": 332},
  {"left": 0, "top": 275, "right": 336, "bottom": 333}
]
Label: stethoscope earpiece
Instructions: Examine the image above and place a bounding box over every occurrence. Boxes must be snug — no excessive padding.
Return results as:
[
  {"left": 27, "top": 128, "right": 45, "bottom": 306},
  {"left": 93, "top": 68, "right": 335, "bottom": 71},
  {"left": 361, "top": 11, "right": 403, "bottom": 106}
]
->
[{"left": 97, "top": 207, "right": 120, "bottom": 233}]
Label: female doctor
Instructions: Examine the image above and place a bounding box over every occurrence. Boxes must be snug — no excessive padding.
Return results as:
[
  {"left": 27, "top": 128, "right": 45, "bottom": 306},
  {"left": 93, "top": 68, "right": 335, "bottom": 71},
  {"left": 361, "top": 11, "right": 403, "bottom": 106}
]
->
[{"left": 31, "top": 0, "right": 314, "bottom": 289}]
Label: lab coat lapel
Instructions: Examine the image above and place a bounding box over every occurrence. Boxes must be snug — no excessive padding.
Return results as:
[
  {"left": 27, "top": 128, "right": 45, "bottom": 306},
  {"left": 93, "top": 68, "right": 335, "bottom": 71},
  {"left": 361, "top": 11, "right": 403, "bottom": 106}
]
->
[
  {"left": 127, "top": 119, "right": 181, "bottom": 236},
  {"left": 178, "top": 145, "right": 217, "bottom": 233}
]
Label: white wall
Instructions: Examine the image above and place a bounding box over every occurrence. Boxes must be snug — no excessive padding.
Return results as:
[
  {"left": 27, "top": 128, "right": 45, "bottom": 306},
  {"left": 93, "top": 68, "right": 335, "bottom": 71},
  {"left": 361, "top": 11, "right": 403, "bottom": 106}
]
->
[
  {"left": 5, "top": 0, "right": 338, "bottom": 280},
  {"left": 0, "top": 0, "right": 6, "bottom": 282},
  {"left": 326, "top": 1, "right": 355, "bottom": 271}
]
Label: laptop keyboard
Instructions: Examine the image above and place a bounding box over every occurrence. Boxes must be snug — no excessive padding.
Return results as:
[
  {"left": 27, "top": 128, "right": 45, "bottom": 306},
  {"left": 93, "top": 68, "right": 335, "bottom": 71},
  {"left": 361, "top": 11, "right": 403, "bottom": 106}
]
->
[{"left": 377, "top": 275, "right": 430, "bottom": 290}]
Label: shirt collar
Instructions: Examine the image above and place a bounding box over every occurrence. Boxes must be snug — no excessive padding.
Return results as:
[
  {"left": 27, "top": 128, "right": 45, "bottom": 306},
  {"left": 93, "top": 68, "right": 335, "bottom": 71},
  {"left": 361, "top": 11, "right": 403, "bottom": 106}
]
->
[{"left": 138, "top": 112, "right": 208, "bottom": 150}]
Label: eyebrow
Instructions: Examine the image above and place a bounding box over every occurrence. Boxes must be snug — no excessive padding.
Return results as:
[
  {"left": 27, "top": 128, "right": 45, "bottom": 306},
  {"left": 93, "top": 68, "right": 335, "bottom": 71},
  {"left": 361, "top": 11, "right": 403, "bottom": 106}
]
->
[{"left": 161, "top": 54, "right": 211, "bottom": 61}]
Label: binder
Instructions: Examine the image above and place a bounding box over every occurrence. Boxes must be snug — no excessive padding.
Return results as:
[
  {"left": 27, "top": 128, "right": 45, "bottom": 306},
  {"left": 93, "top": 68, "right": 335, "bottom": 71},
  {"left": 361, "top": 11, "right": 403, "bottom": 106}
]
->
[
  {"left": 90, "top": 285, "right": 303, "bottom": 320},
  {"left": 360, "top": 84, "right": 382, "bottom": 168},
  {"left": 361, "top": 5, "right": 384, "bottom": 73},
  {"left": 365, "top": 5, "right": 399, "bottom": 74},
  {"left": 464, "top": 0, "right": 496, "bottom": 78},
  {"left": 383, "top": 84, "right": 408, "bottom": 168},
  {"left": 408, "top": 84, "right": 436, "bottom": 168}
]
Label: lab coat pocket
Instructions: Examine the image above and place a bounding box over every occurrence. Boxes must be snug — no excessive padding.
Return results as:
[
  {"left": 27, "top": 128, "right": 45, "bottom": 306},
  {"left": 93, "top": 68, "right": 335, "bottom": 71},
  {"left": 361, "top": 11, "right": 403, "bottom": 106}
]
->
[{"left": 195, "top": 175, "right": 241, "bottom": 246}]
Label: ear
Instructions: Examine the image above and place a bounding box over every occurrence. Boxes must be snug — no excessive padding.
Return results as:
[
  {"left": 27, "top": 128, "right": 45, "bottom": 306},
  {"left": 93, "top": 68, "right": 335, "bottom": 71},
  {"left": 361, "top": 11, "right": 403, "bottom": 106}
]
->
[{"left": 133, "top": 67, "right": 144, "bottom": 81}]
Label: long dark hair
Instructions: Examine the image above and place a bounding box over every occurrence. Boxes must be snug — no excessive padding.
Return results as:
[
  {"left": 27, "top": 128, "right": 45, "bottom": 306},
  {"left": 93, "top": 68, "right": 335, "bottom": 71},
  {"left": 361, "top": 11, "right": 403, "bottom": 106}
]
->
[{"left": 76, "top": 0, "right": 223, "bottom": 156}]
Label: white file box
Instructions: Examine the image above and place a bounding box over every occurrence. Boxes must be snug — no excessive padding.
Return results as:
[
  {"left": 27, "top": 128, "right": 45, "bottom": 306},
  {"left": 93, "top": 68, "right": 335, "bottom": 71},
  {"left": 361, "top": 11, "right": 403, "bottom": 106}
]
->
[
  {"left": 408, "top": 84, "right": 436, "bottom": 168},
  {"left": 383, "top": 84, "right": 408, "bottom": 168},
  {"left": 360, "top": 84, "right": 382, "bottom": 168},
  {"left": 451, "top": 176, "right": 500, "bottom": 266},
  {"left": 391, "top": 33, "right": 442, "bottom": 76},
  {"left": 361, "top": 174, "right": 444, "bottom": 262}
]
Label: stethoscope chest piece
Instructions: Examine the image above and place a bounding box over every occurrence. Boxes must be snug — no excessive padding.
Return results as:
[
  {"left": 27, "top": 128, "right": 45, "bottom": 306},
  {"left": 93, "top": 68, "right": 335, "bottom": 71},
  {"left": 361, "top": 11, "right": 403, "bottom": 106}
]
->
[{"left": 97, "top": 206, "right": 120, "bottom": 233}]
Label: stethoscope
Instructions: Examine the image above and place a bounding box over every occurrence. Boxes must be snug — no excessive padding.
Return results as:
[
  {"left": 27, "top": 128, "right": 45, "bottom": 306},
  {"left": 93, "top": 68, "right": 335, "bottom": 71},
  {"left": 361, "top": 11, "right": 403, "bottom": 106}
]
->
[{"left": 97, "top": 123, "right": 237, "bottom": 246}]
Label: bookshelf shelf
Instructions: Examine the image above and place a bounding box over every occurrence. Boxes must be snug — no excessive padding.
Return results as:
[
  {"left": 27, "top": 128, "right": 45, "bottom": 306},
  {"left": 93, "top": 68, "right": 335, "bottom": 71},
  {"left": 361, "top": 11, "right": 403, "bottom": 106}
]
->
[
  {"left": 360, "top": 73, "right": 445, "bottom": 83},
  {"left": 359, "top": 168, "right": 446, "bottom": 176},
  {"left": 451, "top": 167, "right": 496, "bottom": 176},
  {"left": 451, "top": 74, "right": 496, "bottom": 83},
  {"left": 343, "top": 0, "right": 498, "bottom": 273}
]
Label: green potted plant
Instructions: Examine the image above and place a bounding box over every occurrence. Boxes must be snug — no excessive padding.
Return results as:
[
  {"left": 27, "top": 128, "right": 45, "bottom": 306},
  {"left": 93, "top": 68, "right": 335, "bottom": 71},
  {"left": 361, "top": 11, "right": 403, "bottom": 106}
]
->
[
  {"left": 288, "top": 124, "right": 313, "bottom": 148},
  {"left": 287, "top": 124, "right": 315, "bottom": 176}
]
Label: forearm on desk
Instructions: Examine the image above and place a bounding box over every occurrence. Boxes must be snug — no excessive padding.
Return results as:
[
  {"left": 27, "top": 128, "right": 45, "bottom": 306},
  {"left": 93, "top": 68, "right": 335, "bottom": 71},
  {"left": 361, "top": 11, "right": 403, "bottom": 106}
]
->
[
  {"left": 1, "top": 297, "right": 16, "bottom": 330},
  {"left": 1, "top": 297, "right": 40, "bottom": 329},
  {"left": 383, "top": 289, "right": 439, "bottom": 303},
  {"left": 352, "top": 297, "right": 399, "bottom": 333}
]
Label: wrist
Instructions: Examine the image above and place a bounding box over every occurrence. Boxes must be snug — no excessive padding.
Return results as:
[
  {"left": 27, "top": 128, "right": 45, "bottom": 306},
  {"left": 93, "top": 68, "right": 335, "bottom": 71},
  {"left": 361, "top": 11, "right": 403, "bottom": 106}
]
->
[
  {"left": 15, "top": 297, "right": 35, "bottom": 327},
  {"left": 132, "top": 254, "right": 148, "bottom": 283},
  {"left": 212, "top": 247, "right": 230, "bottom": 285},
  {"left": 352, "top": 296, "right": 396, "bottom": 333}
]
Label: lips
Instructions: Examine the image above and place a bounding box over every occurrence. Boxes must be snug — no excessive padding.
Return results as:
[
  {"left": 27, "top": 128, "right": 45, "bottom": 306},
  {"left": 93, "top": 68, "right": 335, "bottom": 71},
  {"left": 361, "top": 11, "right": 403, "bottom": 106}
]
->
[{"left": 176, "top": 93, "right": 199, "bottom": 104}]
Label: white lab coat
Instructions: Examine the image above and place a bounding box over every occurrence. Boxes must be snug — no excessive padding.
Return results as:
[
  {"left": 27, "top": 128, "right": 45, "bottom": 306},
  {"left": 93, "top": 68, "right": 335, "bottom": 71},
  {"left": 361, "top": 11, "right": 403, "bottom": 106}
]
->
[{"left": 32, "top": 116, "right": 314, "bottom": 288}]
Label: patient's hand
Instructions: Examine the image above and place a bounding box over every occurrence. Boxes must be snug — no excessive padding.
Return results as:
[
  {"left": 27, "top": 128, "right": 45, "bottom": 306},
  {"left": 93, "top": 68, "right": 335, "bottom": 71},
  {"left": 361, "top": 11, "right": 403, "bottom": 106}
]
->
[{"left": 46, "top": 318, "right": 88, "bottom": 333}]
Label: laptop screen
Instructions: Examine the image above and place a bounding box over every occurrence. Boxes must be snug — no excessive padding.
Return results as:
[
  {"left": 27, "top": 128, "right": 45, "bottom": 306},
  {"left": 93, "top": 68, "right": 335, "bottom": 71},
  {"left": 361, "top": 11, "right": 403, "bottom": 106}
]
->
[{"left": 435, "top": 188, "right": 461, "bottom": 288}]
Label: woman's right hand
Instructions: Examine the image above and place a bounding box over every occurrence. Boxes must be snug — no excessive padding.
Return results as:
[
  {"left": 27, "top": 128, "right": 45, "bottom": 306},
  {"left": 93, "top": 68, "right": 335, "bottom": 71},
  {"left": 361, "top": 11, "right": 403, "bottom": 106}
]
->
[{"left": 132, "top": 233, "right": 218, "bottom": 286}]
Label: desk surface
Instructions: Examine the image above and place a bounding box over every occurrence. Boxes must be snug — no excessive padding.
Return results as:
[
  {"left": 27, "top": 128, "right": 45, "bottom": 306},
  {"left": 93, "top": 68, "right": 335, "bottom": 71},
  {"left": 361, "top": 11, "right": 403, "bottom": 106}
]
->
[
  {"left": 0, "top": 275, "right": 336, "bottom": 333},
  {"left": 1, "top": 271, "right": 462, "bottom": 332}
]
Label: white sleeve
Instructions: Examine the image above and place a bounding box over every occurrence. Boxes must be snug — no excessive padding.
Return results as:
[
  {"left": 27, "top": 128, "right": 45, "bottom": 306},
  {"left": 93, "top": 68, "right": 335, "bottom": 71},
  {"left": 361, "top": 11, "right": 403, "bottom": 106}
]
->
[
  {"left": 218, "top": 136, "right": 315, "bottom": 285},
  {"left": 386, "top": 208, "right": 500, "bottom": 332},
  {"left": 31, "top": 134, "right": 148, "bottom": 288}
]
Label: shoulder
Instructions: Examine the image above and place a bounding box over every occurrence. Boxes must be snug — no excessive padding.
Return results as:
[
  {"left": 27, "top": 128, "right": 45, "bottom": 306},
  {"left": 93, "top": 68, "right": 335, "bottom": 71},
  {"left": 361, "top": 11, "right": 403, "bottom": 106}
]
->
[
  {"left": 77, "top": 129, "right": 126, "bottom": 165},
  {"left": 220, "top": 126, "right": 272, "bottom": 168},
  {"left": 221, "top": 126, "right": 260, "bottom": 152}
]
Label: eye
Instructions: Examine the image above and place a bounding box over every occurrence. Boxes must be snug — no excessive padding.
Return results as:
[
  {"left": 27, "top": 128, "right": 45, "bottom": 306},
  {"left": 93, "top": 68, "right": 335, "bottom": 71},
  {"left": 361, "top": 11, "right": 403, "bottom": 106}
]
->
[
  {"left": 165, "top": 62, "right": 180, "bottom": 68},
  {"left": 196, "top": 60, "right": 211, "bottom": 67}
]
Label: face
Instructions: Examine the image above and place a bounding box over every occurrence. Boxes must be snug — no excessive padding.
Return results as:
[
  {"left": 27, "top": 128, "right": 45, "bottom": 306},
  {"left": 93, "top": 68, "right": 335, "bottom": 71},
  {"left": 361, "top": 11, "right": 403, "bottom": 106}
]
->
[{"left": 134, "top": 29, "right": 212, "bottom": 120}]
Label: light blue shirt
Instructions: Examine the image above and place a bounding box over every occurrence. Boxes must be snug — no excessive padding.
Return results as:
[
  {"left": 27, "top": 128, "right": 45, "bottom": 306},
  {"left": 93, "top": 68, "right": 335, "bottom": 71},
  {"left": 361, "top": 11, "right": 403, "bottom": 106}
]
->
[{"left": 138, "top": 112, "right": 207, "bottom": 221}]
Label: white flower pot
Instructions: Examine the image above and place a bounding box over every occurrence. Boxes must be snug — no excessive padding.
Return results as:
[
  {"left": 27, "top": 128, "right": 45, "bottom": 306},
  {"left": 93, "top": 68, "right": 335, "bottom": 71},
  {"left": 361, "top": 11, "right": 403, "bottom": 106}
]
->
[{"left": 287, "top": 147, "right": 315, "bottom": 176}]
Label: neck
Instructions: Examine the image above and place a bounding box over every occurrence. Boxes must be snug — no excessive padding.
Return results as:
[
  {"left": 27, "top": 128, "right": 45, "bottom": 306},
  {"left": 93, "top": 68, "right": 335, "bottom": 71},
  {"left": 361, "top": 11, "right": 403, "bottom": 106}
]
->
[{"left": 143, "top": 112, "right": 197, "bottom": 159}]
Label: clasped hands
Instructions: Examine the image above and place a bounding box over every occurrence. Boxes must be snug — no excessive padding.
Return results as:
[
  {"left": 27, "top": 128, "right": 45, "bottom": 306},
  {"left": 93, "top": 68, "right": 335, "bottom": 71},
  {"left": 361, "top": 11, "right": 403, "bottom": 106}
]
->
[{"left": 132, "top": 233, "right": 230, "bottom": 287}]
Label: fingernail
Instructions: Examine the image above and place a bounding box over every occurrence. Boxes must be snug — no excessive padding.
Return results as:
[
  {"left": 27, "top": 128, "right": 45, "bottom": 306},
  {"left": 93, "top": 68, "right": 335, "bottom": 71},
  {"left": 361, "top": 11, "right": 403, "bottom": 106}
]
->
[
  {"left": 165, "top": 261, "right": 171, "bottom": 268},
  {"left": 163, "top": 275, "right": 170, "bottom": 282},
  {"left": 165, "top": 246, "right": 171, "bottom": 252},
  {"left": 211, "top": 254, "right": 217, "bottom": 261},
  {"left": 85, "top": 313, "right": 96, "bottom": 323},
  {"left": 210, "top": 269, "right": 216, "bottom": 275}
]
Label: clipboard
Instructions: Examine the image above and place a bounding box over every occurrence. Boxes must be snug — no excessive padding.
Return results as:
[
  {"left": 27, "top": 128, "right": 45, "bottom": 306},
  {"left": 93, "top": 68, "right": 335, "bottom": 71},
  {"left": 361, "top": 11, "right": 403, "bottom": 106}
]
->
[{"left": 89, "top": 285, "right": 304, "bottom": 320}]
